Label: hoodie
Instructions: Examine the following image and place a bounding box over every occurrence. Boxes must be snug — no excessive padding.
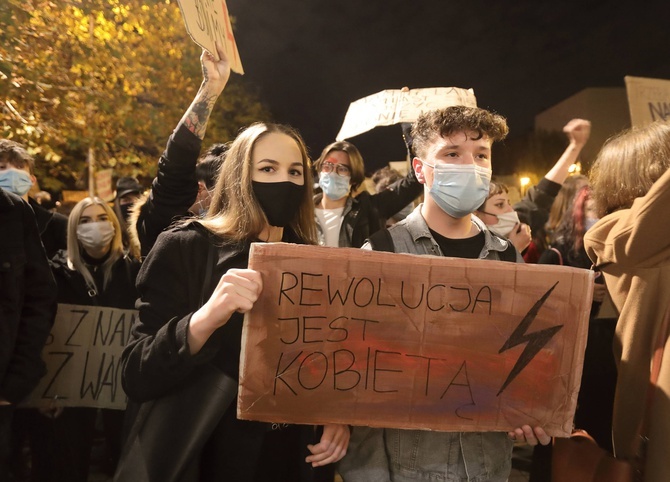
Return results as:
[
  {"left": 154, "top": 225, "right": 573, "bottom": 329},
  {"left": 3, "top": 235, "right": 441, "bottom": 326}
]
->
[{"left": 584, "top": 166, "right": 670, "bottom": 482}]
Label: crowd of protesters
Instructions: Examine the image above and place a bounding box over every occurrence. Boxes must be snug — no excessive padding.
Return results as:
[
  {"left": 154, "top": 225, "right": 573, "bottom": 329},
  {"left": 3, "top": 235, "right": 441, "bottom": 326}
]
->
[{"left": 1, "top": 43, "right": 668, "bottom": 482}]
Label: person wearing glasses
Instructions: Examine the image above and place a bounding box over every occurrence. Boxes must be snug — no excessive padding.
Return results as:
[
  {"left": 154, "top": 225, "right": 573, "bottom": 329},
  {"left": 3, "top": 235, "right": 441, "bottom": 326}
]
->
[{"left": 313, "top": 141, "right": 423, "bottom": 248}]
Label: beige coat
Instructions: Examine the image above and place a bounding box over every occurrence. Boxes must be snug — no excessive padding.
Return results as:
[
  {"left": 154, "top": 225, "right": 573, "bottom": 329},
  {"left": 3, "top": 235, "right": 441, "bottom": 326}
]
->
[{"left": 584, "top": 166, "right": 670, "bottom": 482}]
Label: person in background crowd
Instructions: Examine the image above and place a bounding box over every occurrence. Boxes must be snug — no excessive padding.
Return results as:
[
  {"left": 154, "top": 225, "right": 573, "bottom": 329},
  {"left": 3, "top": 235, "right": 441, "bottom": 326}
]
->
[
  {"left": 0, "top": 187, "right": 56, "bottom": 482},
  {"left": 340, "top": 106, "right": 549, "bottom": 482},
  {"left": 192, "top": 144, "right": 227, "bottom": 216},
  {"left": 370, "top": 166, "right": 415, "bottom": 226},
  {"left": 529, "top": 185, "right": 617, "bottom": 481},
  {"left": 313, "top": 140, "right": 423, "bottom": 247},
  {"left": 584, "top": 121, "right": 670, "bottom": 482},
  {"left": 475, "top": 180, "right": 532, "bottom": 252},
  {"left": 514, "top": 118, "right": 591, "bottom": 263},
  {"left": 23, "top": 197, "right": 140, "bottom": 482},
  {"left": 0, "top": 139, "right": 68, "bottom": 259},
  {"left": 120, "top": 45, "right": 349, "bottom": 482},
  {"left": 130, "top": 45, "right": 230, "bottom": 259},
  {"left": 112, "top": 176, "right": 143, "bottom": 260},
  {"left": 543, "top": 174, "right": 589, "bottom": 248}
]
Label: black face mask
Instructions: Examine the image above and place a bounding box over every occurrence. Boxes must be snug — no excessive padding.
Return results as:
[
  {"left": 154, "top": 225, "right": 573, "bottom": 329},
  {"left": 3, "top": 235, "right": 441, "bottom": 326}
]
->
[
  {"left": 119, "top": 204, "right": 132, "bottom": 223},
  {"left": 252, "top": 181, "right": 305, "bottom": 228}
]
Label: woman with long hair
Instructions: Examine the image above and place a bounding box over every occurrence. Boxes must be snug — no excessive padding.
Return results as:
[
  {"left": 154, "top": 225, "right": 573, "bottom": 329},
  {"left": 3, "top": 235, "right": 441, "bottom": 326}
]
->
[
  {"left": 28, "top": 197, "right": 140, "bottom": 481},
  {"left": 584, "top": 121, "right": 670, "bottom": 482},
  {"left": 525, "top": 186, "right": 617, "bottom": 482},
  {"left": 121, "top": 122, "right": 349, "bottom": 481}
]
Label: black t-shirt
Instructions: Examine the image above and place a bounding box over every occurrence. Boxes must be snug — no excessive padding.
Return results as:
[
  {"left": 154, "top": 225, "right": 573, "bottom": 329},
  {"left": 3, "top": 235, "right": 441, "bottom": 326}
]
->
[{"left": 429, "top": 228, "right": 485, "bottom": 259}]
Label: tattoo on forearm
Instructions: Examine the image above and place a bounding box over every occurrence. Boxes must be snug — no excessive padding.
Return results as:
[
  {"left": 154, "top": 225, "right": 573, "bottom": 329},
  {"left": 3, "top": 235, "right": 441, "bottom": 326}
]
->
[{"left": 184, "top": 93, "right": 218, "bottom": 139}]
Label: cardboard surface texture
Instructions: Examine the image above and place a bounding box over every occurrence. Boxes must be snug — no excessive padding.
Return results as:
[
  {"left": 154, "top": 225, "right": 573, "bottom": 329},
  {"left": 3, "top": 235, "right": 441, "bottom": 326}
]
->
[
  {"left": 239, "top": 243, "right": 593, "bottom": 437},
  {"left": 22, "top": 304, "right": 136, "bottom": 410},
  {"left": 625, "top": 75, "right": 670, "bottom": 127},
  {"left": 176, "top": 0, "right": 243, "bottom": 74}
]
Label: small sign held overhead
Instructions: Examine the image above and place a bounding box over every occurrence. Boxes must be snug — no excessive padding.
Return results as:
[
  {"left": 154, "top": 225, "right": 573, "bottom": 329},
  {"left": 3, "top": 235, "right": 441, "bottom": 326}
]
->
[
  {"left": 625, "top": 75, "right": 670, "bottom": 127},
  {"left": 176, "top": 0, "right": 244, "bottom": 74},
  {"left": 336, "top": 87, "right": 477, "bottom": 140},
  {"left": 94, "top": 168, "right": 114, "bottom": 202}
]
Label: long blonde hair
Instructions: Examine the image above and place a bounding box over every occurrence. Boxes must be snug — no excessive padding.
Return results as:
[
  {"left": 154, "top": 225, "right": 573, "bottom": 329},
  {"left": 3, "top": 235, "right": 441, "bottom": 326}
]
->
[
  {"left": 67, "top": 197, "right": 124, "bottom": 294},
  {"left": 199, "top": 122, "right": 317, "bottom": 244}
]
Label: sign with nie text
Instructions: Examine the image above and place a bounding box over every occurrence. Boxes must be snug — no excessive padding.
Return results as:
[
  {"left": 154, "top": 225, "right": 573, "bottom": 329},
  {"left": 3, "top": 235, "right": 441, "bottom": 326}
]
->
[
  {"left": 238, "top": 243, "right": 593, "bottom": 437},
  {"left": 336, "top": 87, "right": 477, "bottom": 140}
]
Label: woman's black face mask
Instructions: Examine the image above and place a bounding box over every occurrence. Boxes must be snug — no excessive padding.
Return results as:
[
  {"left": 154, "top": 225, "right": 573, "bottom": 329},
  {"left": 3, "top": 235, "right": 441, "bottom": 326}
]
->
[{"left": 251, "top": 181, "right": 305, "bottom": 228}]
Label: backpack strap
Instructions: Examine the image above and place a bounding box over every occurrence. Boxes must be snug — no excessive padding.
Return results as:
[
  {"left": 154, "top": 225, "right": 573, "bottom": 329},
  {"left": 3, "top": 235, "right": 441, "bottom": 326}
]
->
[
  {"left": 367, "top": 228, "right": 396, "bottom": 253},
  {"left": 550, "top": 247, "right": 564, "bottom": 265}
]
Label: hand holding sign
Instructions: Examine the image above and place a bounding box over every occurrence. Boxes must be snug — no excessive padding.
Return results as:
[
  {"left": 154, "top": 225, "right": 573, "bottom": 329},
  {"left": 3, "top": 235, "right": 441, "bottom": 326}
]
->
[
  {"left": 306, "top": 423, "right": 351, "bottom": 467},
  {"left": 201, "top": 42, "right": 231, "bottom": 95},
  {"left": 177, "top": 0, "right": 243, "bottom": 74},
  {"left": 189, "top": 268, "right": 262, "bottom": 354},
  {"left": 508, "top": 425, "right": 551, "bottom": 446}
]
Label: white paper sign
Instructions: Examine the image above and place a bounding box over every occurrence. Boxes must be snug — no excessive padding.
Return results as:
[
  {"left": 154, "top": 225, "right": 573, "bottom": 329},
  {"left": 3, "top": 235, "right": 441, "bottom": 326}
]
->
[{"left": 336, "top": 87, "right": 477, "bottom": 140}]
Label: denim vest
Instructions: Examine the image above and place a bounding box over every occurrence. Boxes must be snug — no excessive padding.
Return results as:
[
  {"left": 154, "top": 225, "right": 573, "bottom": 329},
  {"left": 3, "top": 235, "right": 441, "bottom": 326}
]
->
[{"left": 340, "top": 206, "right": 518, "bottom": 482}]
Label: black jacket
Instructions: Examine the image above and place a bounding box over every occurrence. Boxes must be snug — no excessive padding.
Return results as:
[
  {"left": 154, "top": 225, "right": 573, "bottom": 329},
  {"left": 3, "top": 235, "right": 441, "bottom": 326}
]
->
[
  {"left": 135, "top": 123, "right": 201, "bottom": 258},
  {"left": 0, "top": 188, "right": 56, "bottom": 403},
  {"left": 28, "top": 197, "right": 68, "bottom": 260},
  {"left": 513, "top": 177, "right": 562, "bottom": 236},
  {"left": 122, "top": 223, "right": 250, "bottom": 402},
  {"left": 314, "top": 167, "right": 423, "bottom": 248},
  {"left": 50, "top": 251, "right": 140, "bottom": 310},
  {"left": 122, "top": 224, "right": 329, "bottom": 481}
]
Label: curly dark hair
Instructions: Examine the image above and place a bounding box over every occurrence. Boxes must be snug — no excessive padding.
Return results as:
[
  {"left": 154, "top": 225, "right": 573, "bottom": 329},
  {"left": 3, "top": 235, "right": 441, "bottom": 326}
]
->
[{"left": 411, "top": 106, "right": 509, "bottom": 158}]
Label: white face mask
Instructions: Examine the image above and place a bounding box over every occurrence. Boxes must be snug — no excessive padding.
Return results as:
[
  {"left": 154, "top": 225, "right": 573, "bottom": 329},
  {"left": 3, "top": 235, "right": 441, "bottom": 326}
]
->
[
  {"left": 484, "top": 210, "right": 520, "bottom": 237},
  {"left": 76, "top": 221, "right": 115, "bottom": 252},
  {"left": 423, "top": 162, "right": 492, "bottom": 218}
]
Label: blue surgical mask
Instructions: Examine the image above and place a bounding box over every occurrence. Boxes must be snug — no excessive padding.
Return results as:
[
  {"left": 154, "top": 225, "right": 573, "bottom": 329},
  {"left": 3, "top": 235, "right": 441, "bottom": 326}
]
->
[
  {"left": 319, "top": 171, "right": 350, "bottom": 201},
  {"left": 584, "top": 217, "right": 599, "bottom": 232},
  {"left": 0, "top": 168, "right": 33, "bottom": 197},
  {"left": 423, "top": 162, "right": 492, "bottom": 218}
]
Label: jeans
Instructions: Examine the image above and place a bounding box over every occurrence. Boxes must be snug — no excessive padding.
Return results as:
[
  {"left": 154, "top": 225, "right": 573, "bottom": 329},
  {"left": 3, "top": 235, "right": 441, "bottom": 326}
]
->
[{"left": 339, "top": 426, "right": 513, "bottom": 482}]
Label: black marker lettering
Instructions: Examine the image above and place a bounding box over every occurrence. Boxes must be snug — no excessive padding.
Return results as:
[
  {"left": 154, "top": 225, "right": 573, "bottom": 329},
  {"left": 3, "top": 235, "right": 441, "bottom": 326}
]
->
[{"left": 278, "top": 272, "right": 298, "bottom": 306}]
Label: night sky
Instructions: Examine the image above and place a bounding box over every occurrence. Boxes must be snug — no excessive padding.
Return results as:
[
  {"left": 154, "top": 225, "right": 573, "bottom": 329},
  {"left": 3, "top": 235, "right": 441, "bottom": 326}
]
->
[{"left": 226, "top": 1, "right": 670, "bottom": 173}]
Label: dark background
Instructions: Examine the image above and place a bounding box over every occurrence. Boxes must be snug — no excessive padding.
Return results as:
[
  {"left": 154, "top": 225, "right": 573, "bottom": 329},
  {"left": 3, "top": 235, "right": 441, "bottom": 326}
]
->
[{"left": 226, "top": 1, "right": 670, "bottom": 173}]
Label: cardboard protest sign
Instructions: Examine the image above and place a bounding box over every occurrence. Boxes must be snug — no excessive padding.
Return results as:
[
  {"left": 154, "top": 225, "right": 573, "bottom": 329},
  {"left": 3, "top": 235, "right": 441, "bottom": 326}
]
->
[
  {"left": 176, "top": 0, "right": 243, "bottom": 74},
  {"left": 94, "top": 168, "right": 113, "bottom": 202},
  {"left": 239, "top": 243, "right": 593, "bottom": 437},
  {"left": 22, "top": 304, "right": 136, "bottom": 410},
  {"left": 336, "top": 87, "right": 477, "bottom": 140},
  {"left": 625, "top": 75, "right": 670, "bottom": 127}
]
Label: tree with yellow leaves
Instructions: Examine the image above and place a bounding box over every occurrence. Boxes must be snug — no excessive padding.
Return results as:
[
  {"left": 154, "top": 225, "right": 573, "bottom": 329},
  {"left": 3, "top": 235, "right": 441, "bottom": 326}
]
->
[{"left": 0, "top": 0, "right": 269, "bottom": 192}]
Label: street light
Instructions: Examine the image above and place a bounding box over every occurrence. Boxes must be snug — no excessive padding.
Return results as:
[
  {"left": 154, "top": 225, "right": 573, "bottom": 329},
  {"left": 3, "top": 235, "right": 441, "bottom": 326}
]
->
[{"left": 520, "top": 176, "right": 530, "bottom": 196}]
